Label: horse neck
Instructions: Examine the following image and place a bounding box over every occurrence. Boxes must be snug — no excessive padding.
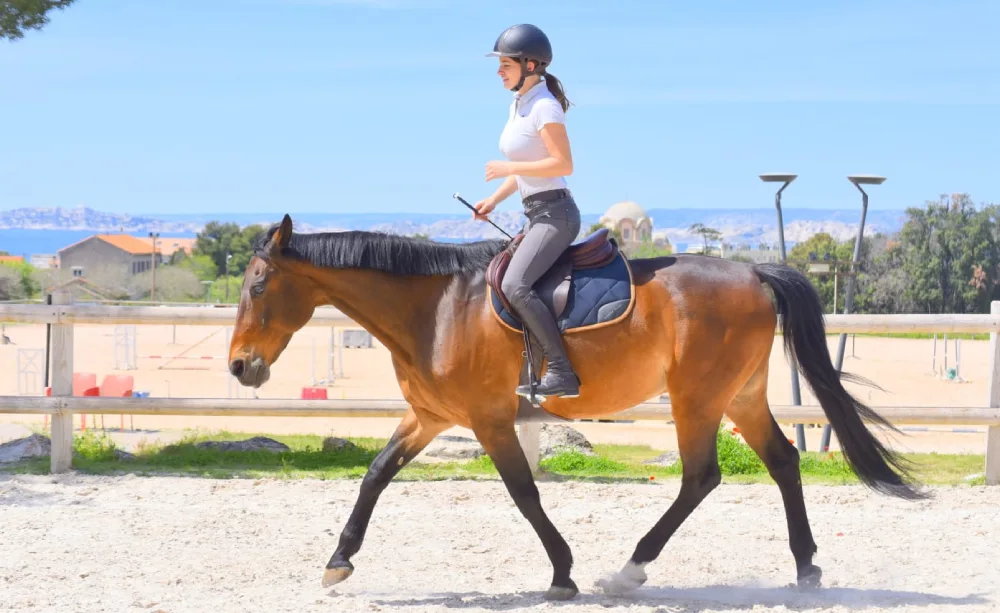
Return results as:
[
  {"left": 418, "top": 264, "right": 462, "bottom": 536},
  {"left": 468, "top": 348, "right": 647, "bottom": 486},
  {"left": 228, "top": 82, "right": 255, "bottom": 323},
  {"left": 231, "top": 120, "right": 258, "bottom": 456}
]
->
[{"left": 302, "top": 263, "right": 452, "bottom": 362}]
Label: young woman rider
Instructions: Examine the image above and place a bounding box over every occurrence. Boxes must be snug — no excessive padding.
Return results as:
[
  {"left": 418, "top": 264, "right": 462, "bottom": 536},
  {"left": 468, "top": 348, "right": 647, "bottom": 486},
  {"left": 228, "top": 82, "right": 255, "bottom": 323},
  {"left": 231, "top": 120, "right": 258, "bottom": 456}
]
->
[{"left": 473, "top": 23, "right": 581, "bottom": 399}]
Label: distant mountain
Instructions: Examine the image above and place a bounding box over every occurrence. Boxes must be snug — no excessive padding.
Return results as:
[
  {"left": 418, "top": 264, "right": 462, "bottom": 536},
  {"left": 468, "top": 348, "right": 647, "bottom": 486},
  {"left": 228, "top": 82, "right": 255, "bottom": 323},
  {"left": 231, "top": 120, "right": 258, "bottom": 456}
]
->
[
  {"left": 0, "top": 206, "right": 199, "bottom": 233},
  {"left": 0, "top": 205, "right": 911, "bottom": 249},
  {"left": 644, "top": 208, "right": 910, "bottom": 249}
]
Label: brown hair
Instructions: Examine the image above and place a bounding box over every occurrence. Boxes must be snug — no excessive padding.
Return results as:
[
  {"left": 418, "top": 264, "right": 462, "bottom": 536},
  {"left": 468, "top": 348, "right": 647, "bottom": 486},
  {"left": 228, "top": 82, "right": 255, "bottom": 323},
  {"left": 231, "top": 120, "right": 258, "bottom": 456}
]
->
[{"left": 543, "top": 72, "right": 572, "bottom": 112}]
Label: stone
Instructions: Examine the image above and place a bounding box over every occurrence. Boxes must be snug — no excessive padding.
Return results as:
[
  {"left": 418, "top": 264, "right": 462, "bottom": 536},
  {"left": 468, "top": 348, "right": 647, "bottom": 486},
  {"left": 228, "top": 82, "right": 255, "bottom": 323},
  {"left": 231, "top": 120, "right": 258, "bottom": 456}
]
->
[
  {"left": 194, "top": 436, "right": 289, "bottom": 453},
  {"left": 642, "top": 451, "right": 680, "bottom": 467},
  {"left": 538, "top": 424, "right": 594, "bottom": 458},
  {"left": 322, "top": 437, "right": 357, "bottom": 453},
  {"left": 423, "top": 435, "right": 484, "bottom": 460},
  {"left": 0, "top": 434, "right": 51, "bottom": 463}
]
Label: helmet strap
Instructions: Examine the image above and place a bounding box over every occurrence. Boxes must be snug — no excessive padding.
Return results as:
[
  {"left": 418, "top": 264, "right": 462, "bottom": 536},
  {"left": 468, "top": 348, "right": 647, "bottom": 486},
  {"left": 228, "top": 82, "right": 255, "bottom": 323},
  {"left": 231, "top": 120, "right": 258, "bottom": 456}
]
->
[{"left": 510, "top": 58, "right": 546, "bottom": 92}]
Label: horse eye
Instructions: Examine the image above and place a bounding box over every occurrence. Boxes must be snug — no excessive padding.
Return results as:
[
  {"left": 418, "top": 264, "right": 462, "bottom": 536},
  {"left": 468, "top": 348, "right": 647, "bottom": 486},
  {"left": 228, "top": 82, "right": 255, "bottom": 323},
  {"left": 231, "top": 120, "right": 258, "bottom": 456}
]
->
[{"left": 251, "top": 283, "right": 265, "bottom": 296}]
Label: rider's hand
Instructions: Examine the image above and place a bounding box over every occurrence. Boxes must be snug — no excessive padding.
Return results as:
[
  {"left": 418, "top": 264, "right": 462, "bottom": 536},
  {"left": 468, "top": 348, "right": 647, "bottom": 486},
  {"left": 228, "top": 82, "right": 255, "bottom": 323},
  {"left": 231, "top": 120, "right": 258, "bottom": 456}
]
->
[{"left": 473, "top": 198, "right": 496, "bottom": 221}]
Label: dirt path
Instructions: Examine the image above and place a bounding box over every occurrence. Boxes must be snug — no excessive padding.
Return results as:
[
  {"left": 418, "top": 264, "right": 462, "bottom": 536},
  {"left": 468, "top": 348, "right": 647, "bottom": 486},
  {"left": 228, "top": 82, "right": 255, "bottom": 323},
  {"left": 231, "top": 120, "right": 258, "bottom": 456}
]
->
[{"left": 1, "top": 474, "right": 997, "bottom": 613}]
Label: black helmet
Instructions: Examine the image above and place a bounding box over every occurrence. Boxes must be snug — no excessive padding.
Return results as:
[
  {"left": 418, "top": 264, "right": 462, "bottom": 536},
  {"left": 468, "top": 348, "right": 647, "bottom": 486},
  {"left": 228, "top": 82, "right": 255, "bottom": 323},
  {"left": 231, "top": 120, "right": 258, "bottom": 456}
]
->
[{"left": 486, "top": 24, "right": 552, "bottom": 91}]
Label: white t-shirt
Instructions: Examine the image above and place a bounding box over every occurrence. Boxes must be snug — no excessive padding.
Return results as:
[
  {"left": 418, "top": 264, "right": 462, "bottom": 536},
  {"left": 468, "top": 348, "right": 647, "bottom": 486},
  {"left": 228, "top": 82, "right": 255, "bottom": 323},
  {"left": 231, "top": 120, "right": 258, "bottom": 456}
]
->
[{"left": 498, "top": 80, "right": 569, "bottom": 200}]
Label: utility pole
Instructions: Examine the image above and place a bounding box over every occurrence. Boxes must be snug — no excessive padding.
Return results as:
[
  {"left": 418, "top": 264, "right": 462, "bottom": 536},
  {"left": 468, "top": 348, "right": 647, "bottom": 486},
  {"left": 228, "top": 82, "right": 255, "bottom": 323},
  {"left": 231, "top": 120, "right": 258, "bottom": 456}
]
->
[{"left": 148, "top": 231, "right": 159, "bottom": 302}]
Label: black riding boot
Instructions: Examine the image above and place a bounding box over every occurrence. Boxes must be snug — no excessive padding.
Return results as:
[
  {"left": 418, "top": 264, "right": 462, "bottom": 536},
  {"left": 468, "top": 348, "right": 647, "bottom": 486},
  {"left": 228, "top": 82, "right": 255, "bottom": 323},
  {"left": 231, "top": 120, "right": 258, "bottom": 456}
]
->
[{"left": 511, "top": 289, "right": 580, "bottom": 399}]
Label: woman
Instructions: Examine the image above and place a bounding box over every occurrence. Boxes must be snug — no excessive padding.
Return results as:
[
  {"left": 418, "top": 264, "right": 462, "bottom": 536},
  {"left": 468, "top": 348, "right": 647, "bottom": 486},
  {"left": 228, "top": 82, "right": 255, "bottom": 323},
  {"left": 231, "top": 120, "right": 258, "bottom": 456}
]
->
[{"left": 474, "top": 23, "right": 582, "bottom": 400}]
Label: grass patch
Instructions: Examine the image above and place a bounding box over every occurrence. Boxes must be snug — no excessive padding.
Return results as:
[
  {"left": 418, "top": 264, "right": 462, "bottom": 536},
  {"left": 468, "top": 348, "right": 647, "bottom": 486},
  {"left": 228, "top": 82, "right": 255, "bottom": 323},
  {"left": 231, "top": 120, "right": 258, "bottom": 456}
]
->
[{"left": 0, "top": 427, "right": 986, "bottom": 488}]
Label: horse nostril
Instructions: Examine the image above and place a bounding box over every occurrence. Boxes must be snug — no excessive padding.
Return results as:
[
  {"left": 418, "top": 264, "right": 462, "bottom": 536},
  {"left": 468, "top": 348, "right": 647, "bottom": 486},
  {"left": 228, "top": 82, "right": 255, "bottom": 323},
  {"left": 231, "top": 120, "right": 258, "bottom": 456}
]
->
[{"left": 229, "top": 358, "right": 246, "bottom": 378}]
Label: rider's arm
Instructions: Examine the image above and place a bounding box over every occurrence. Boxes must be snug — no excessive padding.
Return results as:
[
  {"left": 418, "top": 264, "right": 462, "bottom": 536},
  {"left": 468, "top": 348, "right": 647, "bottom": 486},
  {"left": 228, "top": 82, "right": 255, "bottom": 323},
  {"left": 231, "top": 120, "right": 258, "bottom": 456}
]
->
[
  {"left": 487, "top": 175, "right": 519, "bottom": 206},
  {"left": 506, "top": 122, "right": 573, "bottom": 178}
]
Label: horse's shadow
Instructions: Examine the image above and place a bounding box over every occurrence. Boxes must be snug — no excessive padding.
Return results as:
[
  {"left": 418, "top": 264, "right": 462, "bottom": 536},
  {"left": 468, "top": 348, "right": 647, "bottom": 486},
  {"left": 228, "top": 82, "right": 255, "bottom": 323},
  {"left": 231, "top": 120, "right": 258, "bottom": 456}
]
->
[{"left": 365, "top": 583, "right": 992, "bottom": 611}]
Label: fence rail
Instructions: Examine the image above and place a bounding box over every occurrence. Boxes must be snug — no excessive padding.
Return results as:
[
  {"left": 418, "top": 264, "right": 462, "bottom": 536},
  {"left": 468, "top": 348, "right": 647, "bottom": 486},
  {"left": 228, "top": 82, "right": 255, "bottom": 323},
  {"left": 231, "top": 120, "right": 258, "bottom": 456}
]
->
[{"left": 0, "top": 295, "right": 998, "bottom": 484}]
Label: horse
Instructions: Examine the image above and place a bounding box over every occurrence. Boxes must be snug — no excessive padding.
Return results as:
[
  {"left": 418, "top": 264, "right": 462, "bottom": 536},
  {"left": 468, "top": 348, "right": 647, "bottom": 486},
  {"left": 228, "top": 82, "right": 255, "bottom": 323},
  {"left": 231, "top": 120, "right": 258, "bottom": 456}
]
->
[{"left": 227, "top": 214, "right": 925, "bottom": 601}]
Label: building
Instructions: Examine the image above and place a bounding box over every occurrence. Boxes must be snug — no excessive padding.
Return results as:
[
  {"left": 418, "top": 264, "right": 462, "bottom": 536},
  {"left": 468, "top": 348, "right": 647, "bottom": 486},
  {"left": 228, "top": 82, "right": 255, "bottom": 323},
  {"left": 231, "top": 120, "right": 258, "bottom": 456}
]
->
[
  {"left": 599, "top": 200, "right": 654, "bottom": 244},
  {"left": 58, "top": 234, "right": 162, "bottom": 279},
  {"left": 148, "top": 237, "right": 197, "bottom": 260}
]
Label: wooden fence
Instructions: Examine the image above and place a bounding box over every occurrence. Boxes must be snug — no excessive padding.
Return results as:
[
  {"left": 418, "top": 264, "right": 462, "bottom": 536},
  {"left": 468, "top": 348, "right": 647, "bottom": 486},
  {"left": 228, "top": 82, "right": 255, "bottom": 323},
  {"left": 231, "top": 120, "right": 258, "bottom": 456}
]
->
[{"left": 1, "top": 292, "right": 998, "bottom": 484}]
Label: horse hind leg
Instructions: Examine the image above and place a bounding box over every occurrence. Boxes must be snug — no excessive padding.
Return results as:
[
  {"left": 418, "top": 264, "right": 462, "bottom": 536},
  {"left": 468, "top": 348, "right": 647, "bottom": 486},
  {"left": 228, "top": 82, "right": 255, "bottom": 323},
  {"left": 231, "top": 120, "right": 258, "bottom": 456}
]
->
[{"left": 725, "top": 364, "right": 822, "bottom": 589}]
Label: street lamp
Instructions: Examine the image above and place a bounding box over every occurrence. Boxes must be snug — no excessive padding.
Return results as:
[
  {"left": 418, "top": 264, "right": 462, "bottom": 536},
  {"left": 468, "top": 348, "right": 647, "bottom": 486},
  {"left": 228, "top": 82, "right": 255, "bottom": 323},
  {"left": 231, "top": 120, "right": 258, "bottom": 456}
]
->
[
  {"left": 759, "top": 173, "right": 805, "bottom": 451},
  {"left": 224, "top": 253, "right": 233, "bottom": 302},
  {"left": 820, "top": 174, "right": 886, "bottom": 452}
]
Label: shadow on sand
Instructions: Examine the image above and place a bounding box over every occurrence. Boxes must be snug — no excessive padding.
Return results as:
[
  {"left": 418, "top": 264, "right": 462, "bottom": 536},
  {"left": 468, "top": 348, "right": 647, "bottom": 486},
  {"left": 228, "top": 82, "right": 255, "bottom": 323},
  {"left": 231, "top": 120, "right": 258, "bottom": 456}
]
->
[{"left": 364, "top": 583, "right": 992, "bottom": 611}]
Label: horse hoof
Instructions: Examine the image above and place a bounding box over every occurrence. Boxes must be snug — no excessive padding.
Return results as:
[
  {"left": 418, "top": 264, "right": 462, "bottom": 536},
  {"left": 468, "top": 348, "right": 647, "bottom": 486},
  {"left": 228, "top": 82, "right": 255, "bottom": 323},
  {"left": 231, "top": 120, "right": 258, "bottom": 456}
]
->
[
  {"left": 797, "top": 564, "right": 822, "bottom": 590},
  {"left": 322, "top": 564, "right": 354, "bottom": 588},
  {"left": 544, "top": 582, "right": 579, "bottom": 601},
  {"left": 595, "top": 561, "right": 647, "bottom": 596}
]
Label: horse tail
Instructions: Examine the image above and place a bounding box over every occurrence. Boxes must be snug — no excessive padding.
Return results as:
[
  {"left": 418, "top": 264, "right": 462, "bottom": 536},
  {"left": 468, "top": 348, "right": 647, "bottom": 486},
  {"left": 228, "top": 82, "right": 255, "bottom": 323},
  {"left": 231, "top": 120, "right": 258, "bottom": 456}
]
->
[{"left": 753, "top": 262, "right": 928, "bottom": 500}]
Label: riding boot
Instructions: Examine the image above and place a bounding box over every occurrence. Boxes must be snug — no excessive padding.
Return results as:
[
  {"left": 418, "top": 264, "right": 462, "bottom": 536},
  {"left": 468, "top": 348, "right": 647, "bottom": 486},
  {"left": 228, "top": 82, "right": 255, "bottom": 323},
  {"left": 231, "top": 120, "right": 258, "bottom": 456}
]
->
[{"left": 512, "top": 290, "right": 580, "bottom": 399}]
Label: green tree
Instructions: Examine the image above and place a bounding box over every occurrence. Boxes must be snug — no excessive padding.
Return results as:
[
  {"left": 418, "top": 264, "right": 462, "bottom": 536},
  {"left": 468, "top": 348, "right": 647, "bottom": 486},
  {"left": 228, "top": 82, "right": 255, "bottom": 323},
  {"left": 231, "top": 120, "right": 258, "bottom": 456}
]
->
[
  {"left": 689, "top": 223, "right": 722, "bottom": 254},
  {"left": 194, "top": 221, "right": 266, "bottom": 278},
  {"left": 897, "top": 194, "right": 998, "bottom": 314},
  {"left": 169, "top": 250, "right": 219, "bottom": 282},
  {"left": 1, "top": 0, "right": 76, "bottom": 42}
]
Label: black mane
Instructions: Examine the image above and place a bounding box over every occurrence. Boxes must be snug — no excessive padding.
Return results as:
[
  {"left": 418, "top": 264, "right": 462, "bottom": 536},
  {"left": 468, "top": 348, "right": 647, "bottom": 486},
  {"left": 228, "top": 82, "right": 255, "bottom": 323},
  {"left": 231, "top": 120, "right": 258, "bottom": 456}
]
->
[{"left": 253, "top": 226, "right": 509, "bottom": 277}]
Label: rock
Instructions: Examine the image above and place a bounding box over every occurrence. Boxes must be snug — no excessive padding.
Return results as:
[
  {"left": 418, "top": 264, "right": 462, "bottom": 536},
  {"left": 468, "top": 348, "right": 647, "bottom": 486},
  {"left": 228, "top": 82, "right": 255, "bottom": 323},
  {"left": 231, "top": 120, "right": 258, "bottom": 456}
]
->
[
  {"left": 642, "top": 451, "right": 680, "bottom": 467},
  {"left": 423, "top": 435, "right": 484, "bottom": 460},
  {"left": 114, "top": 449, "right": 136, "bottom": 461},
  {"left": 0, "top": 434, "right": 51, "bottom": 463},
  {"left": 194, "top": 436, "right": 289, "bottom": 453},
  {"left": 539, "top": 424, "right": 594, "bottom": 458},
  {"left": 322, "top": 437, "right": 357, "bottom": 453}
]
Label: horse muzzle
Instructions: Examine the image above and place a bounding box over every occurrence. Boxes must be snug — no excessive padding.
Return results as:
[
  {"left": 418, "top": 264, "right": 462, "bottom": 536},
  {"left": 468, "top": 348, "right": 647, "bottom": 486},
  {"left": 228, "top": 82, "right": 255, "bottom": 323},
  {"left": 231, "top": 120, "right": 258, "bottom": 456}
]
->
[{"left": 229, "top": 356, "right": 271, "bottom": 388}]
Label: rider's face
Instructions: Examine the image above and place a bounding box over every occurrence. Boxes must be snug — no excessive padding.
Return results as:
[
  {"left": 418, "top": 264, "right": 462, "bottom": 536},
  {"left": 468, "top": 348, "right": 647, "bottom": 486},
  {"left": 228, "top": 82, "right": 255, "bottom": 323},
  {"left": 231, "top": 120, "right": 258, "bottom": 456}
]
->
[{"left": 497, "top": 57, "right": 535, "bottom": 90}]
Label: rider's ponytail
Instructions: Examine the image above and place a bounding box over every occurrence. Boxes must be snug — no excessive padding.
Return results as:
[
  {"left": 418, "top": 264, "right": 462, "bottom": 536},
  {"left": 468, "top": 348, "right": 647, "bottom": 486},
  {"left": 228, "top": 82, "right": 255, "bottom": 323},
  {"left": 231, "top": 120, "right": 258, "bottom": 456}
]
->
[{"left": 544, "top": 73, "right": 572, "bottom": 112}]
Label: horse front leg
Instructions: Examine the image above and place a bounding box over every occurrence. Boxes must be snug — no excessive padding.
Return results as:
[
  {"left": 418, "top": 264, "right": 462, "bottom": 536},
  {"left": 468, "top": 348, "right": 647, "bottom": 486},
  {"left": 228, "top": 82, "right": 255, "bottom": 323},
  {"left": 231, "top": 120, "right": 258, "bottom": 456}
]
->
[
  {"left": 323, "top": 408, "right": 448, "bottom": 588},
  {"left": 472, "top": 420, "right": 578, "bottom": 601}
]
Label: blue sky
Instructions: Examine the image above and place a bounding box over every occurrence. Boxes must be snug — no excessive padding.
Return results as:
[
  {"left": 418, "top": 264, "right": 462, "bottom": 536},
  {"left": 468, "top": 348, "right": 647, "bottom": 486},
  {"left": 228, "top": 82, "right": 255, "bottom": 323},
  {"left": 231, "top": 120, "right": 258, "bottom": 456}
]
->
[{"left": 2, "top": 0, "right": 998, "bottom": 216}]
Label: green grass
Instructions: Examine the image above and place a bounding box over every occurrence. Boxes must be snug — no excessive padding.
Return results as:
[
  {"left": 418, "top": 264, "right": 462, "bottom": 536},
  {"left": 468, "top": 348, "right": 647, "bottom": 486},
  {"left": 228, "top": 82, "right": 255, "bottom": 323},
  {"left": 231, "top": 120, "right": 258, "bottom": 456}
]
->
[{"left": 3, "top": 426, "right": 987, "bottom": 488}]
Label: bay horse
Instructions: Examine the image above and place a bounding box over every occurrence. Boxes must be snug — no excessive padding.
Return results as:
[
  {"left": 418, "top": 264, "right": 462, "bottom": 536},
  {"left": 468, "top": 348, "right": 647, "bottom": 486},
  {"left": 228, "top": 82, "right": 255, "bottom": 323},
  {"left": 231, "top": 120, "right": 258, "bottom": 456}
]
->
[{"left": 227, "top": 214, "right": 924, "bottom": 600}]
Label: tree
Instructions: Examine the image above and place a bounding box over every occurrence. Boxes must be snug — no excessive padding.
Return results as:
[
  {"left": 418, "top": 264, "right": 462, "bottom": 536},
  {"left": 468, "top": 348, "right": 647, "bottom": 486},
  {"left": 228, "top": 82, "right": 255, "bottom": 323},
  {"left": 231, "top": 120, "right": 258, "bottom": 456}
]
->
[
  {"left": 1, "top": 0, "right": 76, "bottom": 42},
  {"left": 689, "top": 223, "right": 722, "bottom": 254},
  {"left": 170, "top": 250, "right": 219, "bottom": 281},
  {"left": 194, "top": 221, "right": 266, "bottom": 278}
]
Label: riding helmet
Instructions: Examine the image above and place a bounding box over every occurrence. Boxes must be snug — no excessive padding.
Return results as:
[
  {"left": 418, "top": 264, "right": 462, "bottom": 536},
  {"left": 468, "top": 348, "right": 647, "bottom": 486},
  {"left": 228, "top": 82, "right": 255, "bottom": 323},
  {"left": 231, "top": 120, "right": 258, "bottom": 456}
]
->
[{"left": 486, "top": 24, "right": 553, "bottom": 91}]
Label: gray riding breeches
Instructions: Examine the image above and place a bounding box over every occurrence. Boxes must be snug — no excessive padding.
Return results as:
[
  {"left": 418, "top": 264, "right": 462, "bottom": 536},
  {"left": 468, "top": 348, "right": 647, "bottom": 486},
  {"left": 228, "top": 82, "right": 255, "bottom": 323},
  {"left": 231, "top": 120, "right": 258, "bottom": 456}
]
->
[{"left": 500, "top": 195, "right": 582, "bottom": 312}]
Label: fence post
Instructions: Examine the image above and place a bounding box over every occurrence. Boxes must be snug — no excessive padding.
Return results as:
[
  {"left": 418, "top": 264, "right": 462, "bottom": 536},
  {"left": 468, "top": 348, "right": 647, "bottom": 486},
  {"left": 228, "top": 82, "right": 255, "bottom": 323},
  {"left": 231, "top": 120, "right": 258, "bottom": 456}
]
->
[
  {"left": 518, "top": 423, "right": 541, "bottom": 474},
  {"left": 49, "top": 290, "right": 74, "bottom": 474},
  {"left": 986, "top": 301, "right": 1000, "bottom": 485}
]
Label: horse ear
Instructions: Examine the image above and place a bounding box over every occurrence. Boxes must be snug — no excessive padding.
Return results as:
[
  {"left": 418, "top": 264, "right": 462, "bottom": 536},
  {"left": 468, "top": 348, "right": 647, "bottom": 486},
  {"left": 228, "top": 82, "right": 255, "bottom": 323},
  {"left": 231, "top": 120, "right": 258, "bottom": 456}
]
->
[{"left": 271, "top": 214, "right": 293, "bottom": 251}]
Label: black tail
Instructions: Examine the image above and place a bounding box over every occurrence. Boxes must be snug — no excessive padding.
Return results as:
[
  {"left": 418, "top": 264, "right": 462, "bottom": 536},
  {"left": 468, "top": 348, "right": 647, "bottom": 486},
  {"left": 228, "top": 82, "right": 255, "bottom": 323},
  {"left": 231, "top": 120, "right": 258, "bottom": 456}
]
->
[{"left": 753, "top": 263, "right": 928, "bottom": 500}]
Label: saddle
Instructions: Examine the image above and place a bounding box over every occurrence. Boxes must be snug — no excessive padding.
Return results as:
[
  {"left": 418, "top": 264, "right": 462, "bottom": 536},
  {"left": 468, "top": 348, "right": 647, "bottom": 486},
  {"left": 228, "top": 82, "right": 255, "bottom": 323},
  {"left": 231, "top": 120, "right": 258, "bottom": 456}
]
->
[
  {"left": 486, "top": 227, "right": 619, "bottom": 322},
  {"left": 485, "top": 228, "right": 634, "bottom": 422}
]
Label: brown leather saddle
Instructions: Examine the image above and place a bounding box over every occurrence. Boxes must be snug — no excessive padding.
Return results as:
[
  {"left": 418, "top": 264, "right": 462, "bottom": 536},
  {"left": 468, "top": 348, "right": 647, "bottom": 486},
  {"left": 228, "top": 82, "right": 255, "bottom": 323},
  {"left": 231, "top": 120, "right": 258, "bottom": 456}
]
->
[
  {"left": 485, "top": 227, "right": 620, "bottom": 421},
  {"left": 486, "top": 227, "right": 619, "bottom": 322}
]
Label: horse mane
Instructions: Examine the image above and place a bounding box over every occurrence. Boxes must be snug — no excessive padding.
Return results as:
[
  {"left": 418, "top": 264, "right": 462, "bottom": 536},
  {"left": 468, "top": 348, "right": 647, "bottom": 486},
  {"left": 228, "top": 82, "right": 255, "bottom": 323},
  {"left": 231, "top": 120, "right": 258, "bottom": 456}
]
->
[{"left": 253, "top": 225, "right": 509, "bottom": 277}]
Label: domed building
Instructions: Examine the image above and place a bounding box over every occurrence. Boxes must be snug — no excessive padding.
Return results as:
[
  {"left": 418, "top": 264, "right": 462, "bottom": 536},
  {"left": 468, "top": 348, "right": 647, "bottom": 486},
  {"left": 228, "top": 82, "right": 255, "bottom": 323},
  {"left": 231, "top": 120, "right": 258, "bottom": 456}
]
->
[{"left": 599, "top": 200, "right": 653, "bottom": 244}]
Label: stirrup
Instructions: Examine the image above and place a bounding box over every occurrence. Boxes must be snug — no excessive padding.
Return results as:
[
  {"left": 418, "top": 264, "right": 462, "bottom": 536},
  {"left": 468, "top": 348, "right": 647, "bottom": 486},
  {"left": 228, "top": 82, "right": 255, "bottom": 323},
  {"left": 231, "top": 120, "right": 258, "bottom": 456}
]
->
[{"left": 519, "top": 326, "right": 542, "bottom": 406}]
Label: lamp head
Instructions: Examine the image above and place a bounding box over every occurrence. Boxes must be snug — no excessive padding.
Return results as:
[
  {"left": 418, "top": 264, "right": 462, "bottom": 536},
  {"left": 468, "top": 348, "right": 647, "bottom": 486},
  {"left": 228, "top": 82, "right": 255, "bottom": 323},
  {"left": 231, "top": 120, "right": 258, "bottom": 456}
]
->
[
  {"left": 759, "top": 173, "right": 798, "bottom": 183},
  {"left": 847, "top": 175, "right": 886, "bottom": 186}
]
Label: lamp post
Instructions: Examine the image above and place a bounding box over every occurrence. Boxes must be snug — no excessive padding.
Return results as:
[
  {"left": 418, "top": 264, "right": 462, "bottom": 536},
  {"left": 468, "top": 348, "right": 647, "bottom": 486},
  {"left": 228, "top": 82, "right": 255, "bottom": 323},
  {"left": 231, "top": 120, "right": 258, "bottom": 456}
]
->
[
  {"left": 148, "top": 232, "right": 159, "bottom": 302},
  {"left": 819, "top": 174, "right": 886, "bottom": 452},
  {"left": 759, "top": 173, "right": 806, "bottom": 451},
  {"left": 224, "top": 253, "right": 233, "bottom": 302}
]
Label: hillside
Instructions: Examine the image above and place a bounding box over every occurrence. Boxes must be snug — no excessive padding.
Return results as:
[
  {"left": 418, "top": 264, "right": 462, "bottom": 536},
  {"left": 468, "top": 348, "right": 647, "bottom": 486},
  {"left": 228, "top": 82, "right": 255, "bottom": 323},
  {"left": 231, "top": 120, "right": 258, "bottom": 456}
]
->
[{"left": 0, "top": 205, "right": 910, "bottom": 247}]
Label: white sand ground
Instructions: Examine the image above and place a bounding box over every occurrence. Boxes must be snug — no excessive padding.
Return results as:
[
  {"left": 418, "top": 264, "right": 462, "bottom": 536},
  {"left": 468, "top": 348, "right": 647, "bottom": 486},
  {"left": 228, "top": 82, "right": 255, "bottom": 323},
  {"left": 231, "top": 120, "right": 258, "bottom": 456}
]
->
[
  {"left": 0, "top": 322, "right": 991, "bottom": 458},
  {"left": 1, "top": 474, "right": 997, "bottom": 613}
]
